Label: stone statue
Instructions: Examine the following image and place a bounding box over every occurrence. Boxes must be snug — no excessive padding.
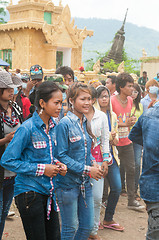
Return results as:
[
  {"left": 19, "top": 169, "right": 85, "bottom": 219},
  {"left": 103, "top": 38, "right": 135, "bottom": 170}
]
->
[
  {"left": 117, "top": 61, "right": 124, "bottom": 73},
  {"left": 93, "top": 59, "right": 100, "bottom": 74},
  {"left": 142, "top": 48, "right": 147, "bottom": 57},
  {"left": 59, "top": 0, "right": 62, "bottom": 7}
]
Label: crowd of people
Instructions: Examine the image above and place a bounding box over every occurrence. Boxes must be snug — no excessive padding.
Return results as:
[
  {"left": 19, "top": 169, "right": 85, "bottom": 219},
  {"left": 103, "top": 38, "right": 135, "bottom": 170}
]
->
[{"left": 0, "top": 65, "right": 158, "bottom": 240}]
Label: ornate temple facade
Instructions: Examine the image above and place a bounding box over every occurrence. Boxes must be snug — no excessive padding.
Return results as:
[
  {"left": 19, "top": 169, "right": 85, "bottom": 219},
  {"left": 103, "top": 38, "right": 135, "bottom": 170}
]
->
[{"left": 0, "top": 0, "right": 93, "bottom": 71}]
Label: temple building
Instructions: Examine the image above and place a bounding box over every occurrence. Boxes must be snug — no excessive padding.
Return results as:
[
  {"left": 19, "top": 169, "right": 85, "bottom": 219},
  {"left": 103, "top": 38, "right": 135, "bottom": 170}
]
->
[{"left": 0, "top": 0, "right": 93, "bottom": 70}]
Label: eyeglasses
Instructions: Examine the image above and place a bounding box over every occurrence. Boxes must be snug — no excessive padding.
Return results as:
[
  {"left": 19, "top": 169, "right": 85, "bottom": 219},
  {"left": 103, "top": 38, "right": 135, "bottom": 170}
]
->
[
  {"left": 132, "top": 91, "right": 138, "bottom": 94},
  {"left": 99, "top": 95, "right": 109, "bottom": 99}
]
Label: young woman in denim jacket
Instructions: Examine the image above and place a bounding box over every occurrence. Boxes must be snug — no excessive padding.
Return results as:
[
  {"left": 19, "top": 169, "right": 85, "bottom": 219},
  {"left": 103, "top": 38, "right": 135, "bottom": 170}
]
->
[
  {"left": 96, "top": 85, "right": 124, "bottom": 232},
  {"left": 55, "top": 82, "right": 104, "bottom": 240},
  {"left": 1, "top": 81, "right": 67, "bottom": 240}
]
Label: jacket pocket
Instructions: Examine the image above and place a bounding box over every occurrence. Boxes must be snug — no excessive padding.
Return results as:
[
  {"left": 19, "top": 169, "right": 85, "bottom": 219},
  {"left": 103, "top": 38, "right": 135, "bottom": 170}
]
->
[
  {"left": 69, "top": 136, "right": 81, "bottom": 143},
  {"left": 32, "top": 141, "right": 47, "bottom": 159},
  {"left": 33, "top": 141, "right": 47, "bottom": 149},
  {"left": 24, "top": 191, "right": 36, "bottom": 209}
]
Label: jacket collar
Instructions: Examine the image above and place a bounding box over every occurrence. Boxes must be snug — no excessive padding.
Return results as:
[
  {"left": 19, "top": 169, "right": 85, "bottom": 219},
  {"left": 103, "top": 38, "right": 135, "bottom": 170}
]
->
[
  {"left": 32, "top": 111, "right": 56, "bottom": 129},
  {"left": 67, "top": 111, "right": 87, "bottom": 124}
]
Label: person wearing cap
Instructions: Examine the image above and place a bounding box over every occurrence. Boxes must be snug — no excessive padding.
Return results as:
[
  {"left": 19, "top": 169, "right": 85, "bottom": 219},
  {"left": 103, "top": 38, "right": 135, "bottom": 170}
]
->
[
  {"left": 20, "top": 73, "right": 30, "bottom": 96},
  {"left": 0, "top": 71, "right": 23, "bottom": 239},
  {"left": 29, "top": 64, "right": 43, "bottom": 103},
  {"left": 13, "top": 75, "right": 31, "bottom": 119},
  {"left": 26, "top": 65, "right": 43, "bottom": 118}
]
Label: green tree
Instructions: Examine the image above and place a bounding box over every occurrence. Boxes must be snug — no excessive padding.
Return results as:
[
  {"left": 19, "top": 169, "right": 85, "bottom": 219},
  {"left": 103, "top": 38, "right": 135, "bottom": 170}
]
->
[
  {"left": 85, "top": 50, "right": 107, "bottom": 71},
  {"left": 85, "top": 48, "right": 140, "bottom": 76},
  {"left": 0, "top": 1, "right": 8, "bottom": 24}
]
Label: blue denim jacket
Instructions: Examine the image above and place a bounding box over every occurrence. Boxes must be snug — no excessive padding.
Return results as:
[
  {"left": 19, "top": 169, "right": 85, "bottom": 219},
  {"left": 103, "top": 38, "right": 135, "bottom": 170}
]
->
[
  {"left": 0, "top": 111, "right": 57, "bottom": 207},
  {"left": 129, "top": 105, "right": 159, "bottom": 202},
  {"left": 54, "top": 111, "right": 94, "bottom": 189}
]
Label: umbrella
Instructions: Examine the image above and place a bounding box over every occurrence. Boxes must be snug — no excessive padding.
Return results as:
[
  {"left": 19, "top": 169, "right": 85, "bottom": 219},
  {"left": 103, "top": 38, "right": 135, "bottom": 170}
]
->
[{"left": 0, "top": 59, "right": 10, "bottom": 66}]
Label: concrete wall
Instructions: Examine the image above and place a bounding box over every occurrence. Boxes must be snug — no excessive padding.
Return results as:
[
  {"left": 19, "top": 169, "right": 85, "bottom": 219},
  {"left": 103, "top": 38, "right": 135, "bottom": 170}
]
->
[{"left": 141, "top": 58, "right": 159, "bottom": 80}]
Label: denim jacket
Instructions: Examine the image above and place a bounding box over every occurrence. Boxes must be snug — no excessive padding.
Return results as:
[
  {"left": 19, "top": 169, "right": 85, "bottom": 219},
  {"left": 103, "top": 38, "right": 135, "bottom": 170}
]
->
[
  {"left": 129, "top": 104, "right": 159, "bottom": 202},
  {"left": 0, "top": 111, "right": 58, "bottom": 208},
  {"left": 54, "top": 111, "right": 94, "bottom": 189}
]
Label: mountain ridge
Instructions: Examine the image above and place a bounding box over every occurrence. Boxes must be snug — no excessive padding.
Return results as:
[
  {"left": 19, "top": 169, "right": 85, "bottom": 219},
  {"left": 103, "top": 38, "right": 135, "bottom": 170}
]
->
[{"left": 74, "top": 17, "right": 159, "bottom": 65}]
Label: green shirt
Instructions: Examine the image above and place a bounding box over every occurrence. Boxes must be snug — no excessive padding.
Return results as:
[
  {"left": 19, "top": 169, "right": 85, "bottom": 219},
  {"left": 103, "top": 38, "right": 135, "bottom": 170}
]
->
[{"left": 138, "top": 77, "right": 148, "bottom": 86}]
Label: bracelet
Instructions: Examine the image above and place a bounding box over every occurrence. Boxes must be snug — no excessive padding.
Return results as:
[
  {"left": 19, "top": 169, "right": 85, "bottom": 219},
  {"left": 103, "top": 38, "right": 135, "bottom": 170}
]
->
[
  {"left": 88, "top": 172, "right": 92, "bottom": 178},
  {"left": 103, "top": 159, "right": 109, "bottom": 162}
]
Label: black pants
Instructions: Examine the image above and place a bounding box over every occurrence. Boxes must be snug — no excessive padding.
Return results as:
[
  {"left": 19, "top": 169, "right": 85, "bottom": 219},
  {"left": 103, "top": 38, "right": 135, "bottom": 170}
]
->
[{"left": 15, "top": 191, "right": 60, "bottom": 240}]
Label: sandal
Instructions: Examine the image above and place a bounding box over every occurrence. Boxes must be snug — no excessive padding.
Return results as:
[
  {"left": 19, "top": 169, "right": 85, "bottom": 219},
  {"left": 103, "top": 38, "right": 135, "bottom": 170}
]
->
[
  {"left": 98, "top": 222, "right": 104, "bottom": 230},
  {"left": 103, "top": 221, "right": 124, "bottom": 232}
]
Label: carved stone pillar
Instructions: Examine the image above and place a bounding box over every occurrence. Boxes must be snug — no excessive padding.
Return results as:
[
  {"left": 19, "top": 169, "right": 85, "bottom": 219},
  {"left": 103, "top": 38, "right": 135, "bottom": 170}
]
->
[
  {"left": 71, "top": 47, "right": 82, "bottom": 70},
  {"left": 44, "top": 44, "right": 57, "bottom": 69}
]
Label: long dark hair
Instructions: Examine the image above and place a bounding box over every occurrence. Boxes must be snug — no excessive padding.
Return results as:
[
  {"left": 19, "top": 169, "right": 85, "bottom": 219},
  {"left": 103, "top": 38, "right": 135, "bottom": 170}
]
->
[
  {"left": 15, "top": 89, "right": 23, "bottom": 110},
  {"left": 35, "top": 81, "right": 61, "bottom": 109},
  {"left": 133, "top": 83, "right": 141, "bottom": 111},
  {"left": 67, "top": 82, "right": 95, "bottom": 140}
]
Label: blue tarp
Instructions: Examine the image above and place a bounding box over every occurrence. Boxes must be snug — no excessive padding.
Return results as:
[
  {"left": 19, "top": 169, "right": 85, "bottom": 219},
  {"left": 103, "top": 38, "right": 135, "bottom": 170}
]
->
[{"left": 0, "top": 59, "right": 10, "bottom": 66}]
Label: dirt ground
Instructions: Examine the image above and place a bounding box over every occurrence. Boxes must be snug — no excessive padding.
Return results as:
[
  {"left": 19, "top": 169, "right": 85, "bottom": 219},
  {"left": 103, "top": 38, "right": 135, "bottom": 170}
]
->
[{"left": 3, "top": 195, "right": 147, "bottom": 240}]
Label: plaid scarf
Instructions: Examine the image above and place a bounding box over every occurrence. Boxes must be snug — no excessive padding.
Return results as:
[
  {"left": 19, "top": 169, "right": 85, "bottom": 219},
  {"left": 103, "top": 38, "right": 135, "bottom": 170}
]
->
[{"left": 0, "top": 104, "right": 19, "bottom": 128}]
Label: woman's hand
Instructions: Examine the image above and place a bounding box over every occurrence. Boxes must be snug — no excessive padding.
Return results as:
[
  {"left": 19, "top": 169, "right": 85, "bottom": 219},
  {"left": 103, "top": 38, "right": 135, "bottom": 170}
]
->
[
  {"left": 110, "top": 137, "right": 119, "bottom": 146},
  {"left": 44, "top": 164, "right": 60, "bottom": 177},
  {"left": 101, "top": 161, "right": 108, "bottom": 177},
  {"left": 92, "top": 161, "right": 100, "bottom": 168},
  {"left": 111, "top": 131, "right": 116, "bottom": 140},
  {"left": 90, "top": 166, "right": 104, "bottom": 181},
  {"left": 56, "top": 162, "right": 67, "bottom": 176}
]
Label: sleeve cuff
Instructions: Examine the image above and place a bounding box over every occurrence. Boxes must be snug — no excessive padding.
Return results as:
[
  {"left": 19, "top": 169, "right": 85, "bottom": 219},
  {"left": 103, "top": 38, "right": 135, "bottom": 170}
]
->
[
  {"left": 36, "top": 164, "right": 45, "bottom": 176},
  {"left": 83, "top": 165, "right": 91, "bottom": 178},
  {"left": 103, "top": 153, "right": 110, "bottom": 162}
]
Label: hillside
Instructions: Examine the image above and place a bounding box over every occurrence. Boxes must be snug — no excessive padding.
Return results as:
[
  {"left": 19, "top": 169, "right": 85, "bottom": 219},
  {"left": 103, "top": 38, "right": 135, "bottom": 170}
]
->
[{"left": 74, "top": 18, "right": 159, "bottom": 65}]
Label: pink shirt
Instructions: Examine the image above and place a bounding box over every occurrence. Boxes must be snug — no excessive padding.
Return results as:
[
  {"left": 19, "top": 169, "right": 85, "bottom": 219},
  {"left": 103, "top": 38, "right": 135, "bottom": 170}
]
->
[{"left": 111, "top": 95, "right": 133, "bottom": 146}]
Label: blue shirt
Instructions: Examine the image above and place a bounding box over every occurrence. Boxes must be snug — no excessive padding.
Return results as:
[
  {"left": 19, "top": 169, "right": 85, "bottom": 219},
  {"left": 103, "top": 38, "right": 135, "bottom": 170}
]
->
[
  {"left": 129, "top": 105, "right": 159, "bottom": 202},
  {"left": 54, "top": 111, "right": 94, "bottom": 189},
  {"left": 141, "top": 94, "right": 159, "bottom": 112},
  {"left": 0, "top": 111, "right": 58, "bottom": 208}
]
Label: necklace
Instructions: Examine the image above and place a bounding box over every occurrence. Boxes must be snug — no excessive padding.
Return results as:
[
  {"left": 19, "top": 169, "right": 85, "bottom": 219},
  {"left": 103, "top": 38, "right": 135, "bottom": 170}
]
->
[{"left": 118, "top": 95, "right": 128, "bottom": 104}]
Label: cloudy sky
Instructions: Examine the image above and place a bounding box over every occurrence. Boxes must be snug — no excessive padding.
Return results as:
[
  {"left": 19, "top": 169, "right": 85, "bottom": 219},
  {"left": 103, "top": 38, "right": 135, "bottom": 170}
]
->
[{"left": 11, "top": 0, "right": 159, "bottom": 32}]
